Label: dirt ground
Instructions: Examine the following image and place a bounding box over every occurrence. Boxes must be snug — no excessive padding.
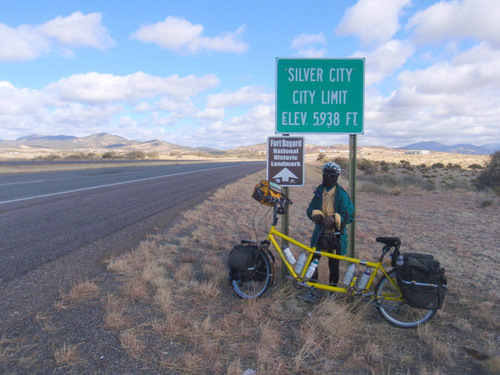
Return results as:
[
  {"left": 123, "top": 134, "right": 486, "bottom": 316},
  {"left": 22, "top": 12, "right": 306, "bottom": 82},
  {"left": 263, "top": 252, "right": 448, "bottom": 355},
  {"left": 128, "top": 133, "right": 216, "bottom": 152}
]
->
[{"left": 1, "top": 161, "right": 499, "bottom": 374}]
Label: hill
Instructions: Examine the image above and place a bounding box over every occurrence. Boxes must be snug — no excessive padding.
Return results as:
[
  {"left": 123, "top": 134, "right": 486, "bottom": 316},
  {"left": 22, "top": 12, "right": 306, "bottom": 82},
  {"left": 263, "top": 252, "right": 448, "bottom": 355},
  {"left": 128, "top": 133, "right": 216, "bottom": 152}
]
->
[
  {"left": 1, "top": 133, "right": 497, "bottom": 159},
  {"left": 402, "top": 141, "right": 497, "bottom": 155}
]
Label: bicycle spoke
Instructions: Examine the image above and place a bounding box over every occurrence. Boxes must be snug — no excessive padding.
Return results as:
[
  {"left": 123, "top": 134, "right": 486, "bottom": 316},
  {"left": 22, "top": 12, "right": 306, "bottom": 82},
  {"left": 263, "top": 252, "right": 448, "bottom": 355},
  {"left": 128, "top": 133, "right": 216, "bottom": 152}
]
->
[{"left": 375, "top": 271, "right": 436, "bottom": 328}]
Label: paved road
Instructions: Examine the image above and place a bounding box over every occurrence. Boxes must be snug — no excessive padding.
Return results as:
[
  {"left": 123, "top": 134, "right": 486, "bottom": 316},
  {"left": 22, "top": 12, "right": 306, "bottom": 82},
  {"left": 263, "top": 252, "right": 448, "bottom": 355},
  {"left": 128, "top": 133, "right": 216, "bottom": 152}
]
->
[{"left": 0, "top": 161, "right": 264, "bottom": 329}]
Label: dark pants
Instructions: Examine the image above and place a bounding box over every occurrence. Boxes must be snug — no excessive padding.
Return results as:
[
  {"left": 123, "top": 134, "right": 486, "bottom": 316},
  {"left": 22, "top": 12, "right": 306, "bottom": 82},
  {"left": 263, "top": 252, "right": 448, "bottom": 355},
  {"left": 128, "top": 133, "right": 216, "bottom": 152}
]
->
[{"left": 312, "top": 235, "right": 341, "bottom": 285}]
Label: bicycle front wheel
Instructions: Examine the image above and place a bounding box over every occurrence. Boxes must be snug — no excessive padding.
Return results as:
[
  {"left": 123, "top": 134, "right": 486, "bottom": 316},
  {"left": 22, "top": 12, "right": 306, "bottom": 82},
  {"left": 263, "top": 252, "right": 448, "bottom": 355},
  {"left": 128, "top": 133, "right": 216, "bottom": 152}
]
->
[
  {"left": 375, "top": 270, "right": 436, "bottom": 328},
  {"left": 231, "top": 251, "right": 274, "bottom": 299}
]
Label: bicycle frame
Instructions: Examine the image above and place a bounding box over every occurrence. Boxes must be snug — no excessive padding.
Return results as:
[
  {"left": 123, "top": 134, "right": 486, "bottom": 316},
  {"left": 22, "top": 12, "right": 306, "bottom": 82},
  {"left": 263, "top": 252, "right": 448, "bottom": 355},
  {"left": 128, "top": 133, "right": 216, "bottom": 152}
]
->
[
  {"left": 268, "top": 226, "right": 394, "bottom": 293},
  {"left": 265, "top": 202, "right": 399, "bottom": 298},
  {"left": 230, "top": 192, "right": 438, "bottom": 327}
]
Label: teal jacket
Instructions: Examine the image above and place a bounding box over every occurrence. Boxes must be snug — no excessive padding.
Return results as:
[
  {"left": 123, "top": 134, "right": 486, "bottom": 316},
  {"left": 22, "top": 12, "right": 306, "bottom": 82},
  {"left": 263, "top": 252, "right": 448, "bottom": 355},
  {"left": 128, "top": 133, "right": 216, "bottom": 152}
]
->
[{"left": 306, "top": 184, "right": 354, "bottom": 255}]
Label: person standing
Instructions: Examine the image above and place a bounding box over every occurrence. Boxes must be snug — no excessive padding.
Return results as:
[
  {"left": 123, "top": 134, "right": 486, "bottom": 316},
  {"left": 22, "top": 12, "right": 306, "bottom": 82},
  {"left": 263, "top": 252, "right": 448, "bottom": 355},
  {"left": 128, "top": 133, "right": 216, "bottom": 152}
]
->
[{"left": 298, "top": 162, "right": 354, "bottom": 302}]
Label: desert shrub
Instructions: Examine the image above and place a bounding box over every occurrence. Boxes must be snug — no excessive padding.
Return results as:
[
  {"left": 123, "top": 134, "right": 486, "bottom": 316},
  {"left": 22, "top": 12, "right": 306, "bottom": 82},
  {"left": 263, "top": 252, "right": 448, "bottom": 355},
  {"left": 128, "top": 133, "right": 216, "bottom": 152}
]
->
[
  {"left": 474, "top": 151, "right": 500, "bottom": 194},
  {"left": 440, "top": 178, "right": 472, "bottom": 191},
  {"left": 432, "top": 162, "right": 444, "bottom": 169},
  {"left": 468, "top": 163, "right": 483, "bottom": 170},
  {"left": 64, "top": 152, "right": 97, "bottom": 160},
  {"left": 317, "top": 152, "right": 327, "bottom": 161},
  {"left": 401, "top": 175, "right": 436, "bottom": 191},
  {"left": 480, "top": 200, "right": 493, "bottom": 208},
  {"left": 380, "top": 160, "right": 390, "bottom": 172},
  {"left": 125, "top": 151, "right": 146, "bottom": 159},
  {"left": 357, "top": 159, "right": 377, "bottom": 174},
  {"left": 446, "top": 163, "right": 462, "bottom": 170},
  {"left": 331, "top": 157, "right": 349, "bottom": 171},
  {"left": 36, "top": 153, "right": 62, "bottom": 161},
  {"left": 102, "top": 151, "right": 118, "bottom": 159},
  {"left": 359, "top": 181, "right": 389, "bottom": 194}
]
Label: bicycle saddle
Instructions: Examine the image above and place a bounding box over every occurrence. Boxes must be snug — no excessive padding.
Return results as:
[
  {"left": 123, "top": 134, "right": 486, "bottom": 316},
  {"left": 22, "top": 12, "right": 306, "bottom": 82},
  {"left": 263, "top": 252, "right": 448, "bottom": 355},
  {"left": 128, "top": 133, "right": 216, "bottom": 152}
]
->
[{"left": 376, "top": 237, "right": 401, "bottom": 247}]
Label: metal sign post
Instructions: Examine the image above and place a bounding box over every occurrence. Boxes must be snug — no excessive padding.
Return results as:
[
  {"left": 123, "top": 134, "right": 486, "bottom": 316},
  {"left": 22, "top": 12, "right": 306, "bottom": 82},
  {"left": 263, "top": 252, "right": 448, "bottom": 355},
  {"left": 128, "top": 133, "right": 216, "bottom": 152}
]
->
[
  {"left": 348, "top": 134, "right": 357, "bottom": 258},
  {"left": 267, "top": 135, "right": 305, "bottom": 280}
]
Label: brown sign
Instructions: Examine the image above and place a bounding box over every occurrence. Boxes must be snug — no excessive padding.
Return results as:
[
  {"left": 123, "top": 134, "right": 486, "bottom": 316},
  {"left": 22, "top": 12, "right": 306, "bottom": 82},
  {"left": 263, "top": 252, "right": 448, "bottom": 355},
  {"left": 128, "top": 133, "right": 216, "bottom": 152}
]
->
[{"left": 267, "top": 136, "right": 304, "bottom": 186}]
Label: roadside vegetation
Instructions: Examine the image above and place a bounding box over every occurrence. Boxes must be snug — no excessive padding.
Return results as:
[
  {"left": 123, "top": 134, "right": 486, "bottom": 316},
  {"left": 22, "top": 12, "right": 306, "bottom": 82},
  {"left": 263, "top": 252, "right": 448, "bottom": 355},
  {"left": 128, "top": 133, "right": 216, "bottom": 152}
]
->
[
  {"left": 1, "top": 158, "right": 499, "bottom": 374},
  {"left": 318, "top": 150, "right": 499, "bottom": 197},
  {"left": 3, "top": 149, "right": 266, "bottom": 162}
]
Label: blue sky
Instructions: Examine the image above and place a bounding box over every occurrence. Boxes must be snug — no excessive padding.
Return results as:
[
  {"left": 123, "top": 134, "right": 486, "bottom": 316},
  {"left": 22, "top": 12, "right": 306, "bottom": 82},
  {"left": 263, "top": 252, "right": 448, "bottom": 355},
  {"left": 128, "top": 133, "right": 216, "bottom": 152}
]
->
[{"left": 1, "top": 0, "right": 499, "bottom": 149}]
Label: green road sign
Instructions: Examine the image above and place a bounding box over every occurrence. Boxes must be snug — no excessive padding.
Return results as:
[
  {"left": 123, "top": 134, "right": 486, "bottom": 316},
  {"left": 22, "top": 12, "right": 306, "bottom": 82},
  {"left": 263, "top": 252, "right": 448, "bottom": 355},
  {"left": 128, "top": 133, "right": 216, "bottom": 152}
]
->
[{"left": 276, "top": 58, "right": 364, "bottom": 134}]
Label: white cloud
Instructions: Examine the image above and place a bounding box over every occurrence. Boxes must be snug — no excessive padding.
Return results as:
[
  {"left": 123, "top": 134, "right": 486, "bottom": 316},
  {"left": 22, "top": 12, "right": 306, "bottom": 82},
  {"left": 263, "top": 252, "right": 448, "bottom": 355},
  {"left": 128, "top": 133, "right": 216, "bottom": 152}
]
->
[
  {"left": 39, "top": 12, "right": 114, "bottom": 49},
  {"left": 0, "top": 81, "right": 53, "bottom": 114},
  {"left": 0, "top": 12, "right": 113, "bottom": 62},
  {"left": 294, "top": 47, "right": 328, "bottom": 58},
  {"left": 291, "top": 33, "right": 327, "bottom": 57},
  {"left": 194, "top": 104, "right": 274, "bottom": 148},
  {"left": 131, "top": 16, "right": 248, "bottom": 54},
  {"left": 45, "top": 71, "right": 220, "bottom": 103},
  {"left": 407, "top": 0, "right": 500, "bottom": 48},
  {"left": 291, "top": 33, "right": 325, "bottom": 49},
  {"left": 206, "top": 86, "right": 273, "bottom": 108},
  {"left": 364, "top": 43, "right": 500, "bottom": 146},
  {"left": 355, "top": 39, "right": 415, "bottom": 86},
  {"left": 398, "top": 44, "right": 500, "bottom": 95},
  {"left": 0, "top": 24, "right": 50, "bottom": 61},
  {"left": 197, "top": 107, "right": 225, "bottom": 121},
  {"left": 336, "top": 0, "right": 411, "bottom": 45}
]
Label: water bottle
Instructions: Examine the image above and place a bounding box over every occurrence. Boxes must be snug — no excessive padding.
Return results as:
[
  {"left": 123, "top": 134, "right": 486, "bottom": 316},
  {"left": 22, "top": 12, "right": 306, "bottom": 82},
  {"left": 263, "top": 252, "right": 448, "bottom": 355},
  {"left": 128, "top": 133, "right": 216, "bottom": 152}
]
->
[
  {"left": 396, "top": 254, "right": 405, "bottom": 267},
  {"left": 295, "top": 253, "right": 307, "bottom": 274},
  {"left": 357, "top": 269, "right": 371, "bottom": 290},
  {"left": 283, "top": 247, "right": 296, "bottom": 264},
  {"left": 343, "top": 264, "right": 356, "bottom": 285},
  {"left": 305, "top": 258, "right": 319, "bottom": 279}
]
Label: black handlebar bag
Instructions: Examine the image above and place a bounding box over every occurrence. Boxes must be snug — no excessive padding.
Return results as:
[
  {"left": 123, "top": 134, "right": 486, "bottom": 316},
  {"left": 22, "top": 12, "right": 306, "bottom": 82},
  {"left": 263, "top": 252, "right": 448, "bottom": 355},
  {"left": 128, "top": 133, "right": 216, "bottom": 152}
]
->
[{"left": 396, "top": 253, "right": 447, "bottom": 310}]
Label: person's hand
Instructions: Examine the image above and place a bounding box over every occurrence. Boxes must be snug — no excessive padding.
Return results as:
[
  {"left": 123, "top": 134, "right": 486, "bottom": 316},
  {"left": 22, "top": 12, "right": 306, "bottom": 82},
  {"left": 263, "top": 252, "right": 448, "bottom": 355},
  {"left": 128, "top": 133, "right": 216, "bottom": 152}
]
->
[
  {"left": 311, "top": 214, "right": 323, "bottom": 224},
  {"left": 334, "top": 213, "right": 341, "bottom": 229},
  {"left": 322, "top": 215, "right": 335, "bottom": 230}
]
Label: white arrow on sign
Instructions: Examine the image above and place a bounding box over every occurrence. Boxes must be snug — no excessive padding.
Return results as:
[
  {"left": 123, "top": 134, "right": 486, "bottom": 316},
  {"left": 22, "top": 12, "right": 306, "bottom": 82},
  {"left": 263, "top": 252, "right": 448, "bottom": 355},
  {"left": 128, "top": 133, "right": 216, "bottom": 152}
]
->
[{"left": 273, "top": 167, "right": 298, "bottom": 182}]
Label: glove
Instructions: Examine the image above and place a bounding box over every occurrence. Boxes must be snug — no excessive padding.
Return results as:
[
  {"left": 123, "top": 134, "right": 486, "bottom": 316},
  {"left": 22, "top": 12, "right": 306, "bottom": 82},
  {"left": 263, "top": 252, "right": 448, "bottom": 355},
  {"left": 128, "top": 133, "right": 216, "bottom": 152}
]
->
[
  {"left": 322, "top": 215, "right": 335, "bottom": 230},
  {"left": 311, "top": 214, "right": 323, "bottom": 224},
  {"left": 334, "top": 213, "right": 342, "bottom": 230}
]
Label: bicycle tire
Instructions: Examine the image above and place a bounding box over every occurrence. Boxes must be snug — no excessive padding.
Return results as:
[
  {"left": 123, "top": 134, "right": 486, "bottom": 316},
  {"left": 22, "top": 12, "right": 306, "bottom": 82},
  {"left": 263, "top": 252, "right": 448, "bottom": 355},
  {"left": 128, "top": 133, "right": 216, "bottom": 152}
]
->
[
  {"left": 231, "top": 251, "right": 273, "bottom": 299},
  {"left": 375, "top": 270, "right": 436, "bottom": 328}
]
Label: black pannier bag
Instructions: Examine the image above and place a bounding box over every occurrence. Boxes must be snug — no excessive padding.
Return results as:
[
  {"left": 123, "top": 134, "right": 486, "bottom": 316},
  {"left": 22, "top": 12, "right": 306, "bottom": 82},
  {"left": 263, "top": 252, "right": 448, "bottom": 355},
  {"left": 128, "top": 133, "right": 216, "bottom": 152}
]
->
[
  {"left": 228, "top": 244, "right": 259, "bottom": 282},
  {"left": 396, "top": 253, "right": 447, "bottom": 310}
]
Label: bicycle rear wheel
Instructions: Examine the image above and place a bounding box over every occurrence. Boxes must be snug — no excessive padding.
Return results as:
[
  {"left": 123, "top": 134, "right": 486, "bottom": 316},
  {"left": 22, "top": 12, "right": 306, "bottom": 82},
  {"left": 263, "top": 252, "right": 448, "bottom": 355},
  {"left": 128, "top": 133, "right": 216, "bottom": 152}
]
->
[
  {"left": 231, "top": 251, "right": 274, "bottom": 299},
  {"left": 375, "top": 270, "right": 436, "bottom": 328}
]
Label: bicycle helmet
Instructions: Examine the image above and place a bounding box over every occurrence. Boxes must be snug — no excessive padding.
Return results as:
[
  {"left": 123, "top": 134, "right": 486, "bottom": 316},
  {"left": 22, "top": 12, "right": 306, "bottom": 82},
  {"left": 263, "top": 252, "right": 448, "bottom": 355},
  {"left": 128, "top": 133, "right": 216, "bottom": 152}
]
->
[
  {"left": 322, "top": 162, "right": 341, "bottom": 175},
  {"left": 322, "top": 162, "right": 341, "bottom": 188}
]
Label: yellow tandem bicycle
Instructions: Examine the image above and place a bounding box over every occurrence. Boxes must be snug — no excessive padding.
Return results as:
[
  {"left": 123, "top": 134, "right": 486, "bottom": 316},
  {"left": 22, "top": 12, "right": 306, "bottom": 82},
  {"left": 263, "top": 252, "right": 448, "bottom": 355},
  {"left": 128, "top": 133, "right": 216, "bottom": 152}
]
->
[{"left": 229, "top": 183, "right": 439, "bottom": 328}]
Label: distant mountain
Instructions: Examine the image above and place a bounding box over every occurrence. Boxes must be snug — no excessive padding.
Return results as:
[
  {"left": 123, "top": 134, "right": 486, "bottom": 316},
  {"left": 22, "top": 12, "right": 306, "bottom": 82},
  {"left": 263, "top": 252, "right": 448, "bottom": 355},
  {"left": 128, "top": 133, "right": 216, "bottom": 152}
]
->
[
  {"left": 2, "top": 133, "right": 498, "bottom": 156},
  {"left": 402, "top": 141, "right": 494, "bottom": 155},
  {"left": 481, "top": 143, "right": 500, "bottom": 154},
  {"left": 0, "top": 132, "right": 200, "bottom": 153}
]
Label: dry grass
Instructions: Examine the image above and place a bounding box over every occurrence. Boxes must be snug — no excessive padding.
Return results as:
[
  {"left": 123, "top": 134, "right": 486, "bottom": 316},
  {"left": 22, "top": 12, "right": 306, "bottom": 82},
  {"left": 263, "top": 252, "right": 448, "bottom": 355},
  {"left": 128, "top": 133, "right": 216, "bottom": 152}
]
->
[
  {"left": 53, "top": 343, "right": 80, "bottom": 367},
  {"left": 55, "top": 279, "right": 99, "bottom": 309},
  {"left": 119, "top": 329, "right": 146, "bottom": 359},
  {"left": 3, "top": 155, "right": 498, "bottom": 374},
  {"left": 90, "top": 160, "right": 496, "bottom": 374}
]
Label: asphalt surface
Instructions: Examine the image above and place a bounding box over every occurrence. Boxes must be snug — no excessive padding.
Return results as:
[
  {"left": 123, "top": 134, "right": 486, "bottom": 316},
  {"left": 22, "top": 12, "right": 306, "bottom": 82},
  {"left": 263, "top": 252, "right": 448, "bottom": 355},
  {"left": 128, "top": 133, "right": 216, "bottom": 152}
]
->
[{"left": 0, "top": 161, "right": 265, "bottom": 329}]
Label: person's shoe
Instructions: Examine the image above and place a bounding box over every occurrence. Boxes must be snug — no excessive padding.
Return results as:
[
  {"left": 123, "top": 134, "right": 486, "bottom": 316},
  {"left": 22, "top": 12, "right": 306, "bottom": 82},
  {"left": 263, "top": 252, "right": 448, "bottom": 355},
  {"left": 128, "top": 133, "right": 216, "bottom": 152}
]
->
[
  {"left": 328, "top": 283, "right": 337, "bottom": 300},
  {"left": 297, "top": 289, "right": 318, "bottom": 303}
]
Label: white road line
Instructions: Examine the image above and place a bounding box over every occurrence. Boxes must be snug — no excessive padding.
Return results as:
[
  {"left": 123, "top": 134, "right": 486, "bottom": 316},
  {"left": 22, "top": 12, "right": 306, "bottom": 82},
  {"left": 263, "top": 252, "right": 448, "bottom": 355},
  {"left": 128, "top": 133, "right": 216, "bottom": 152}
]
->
[
  {"left": 0, "top": 165, "right": 236, "bottom": 205},
  {"left": 0, "top": 180, "right": 44, "bottom": 186}
]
